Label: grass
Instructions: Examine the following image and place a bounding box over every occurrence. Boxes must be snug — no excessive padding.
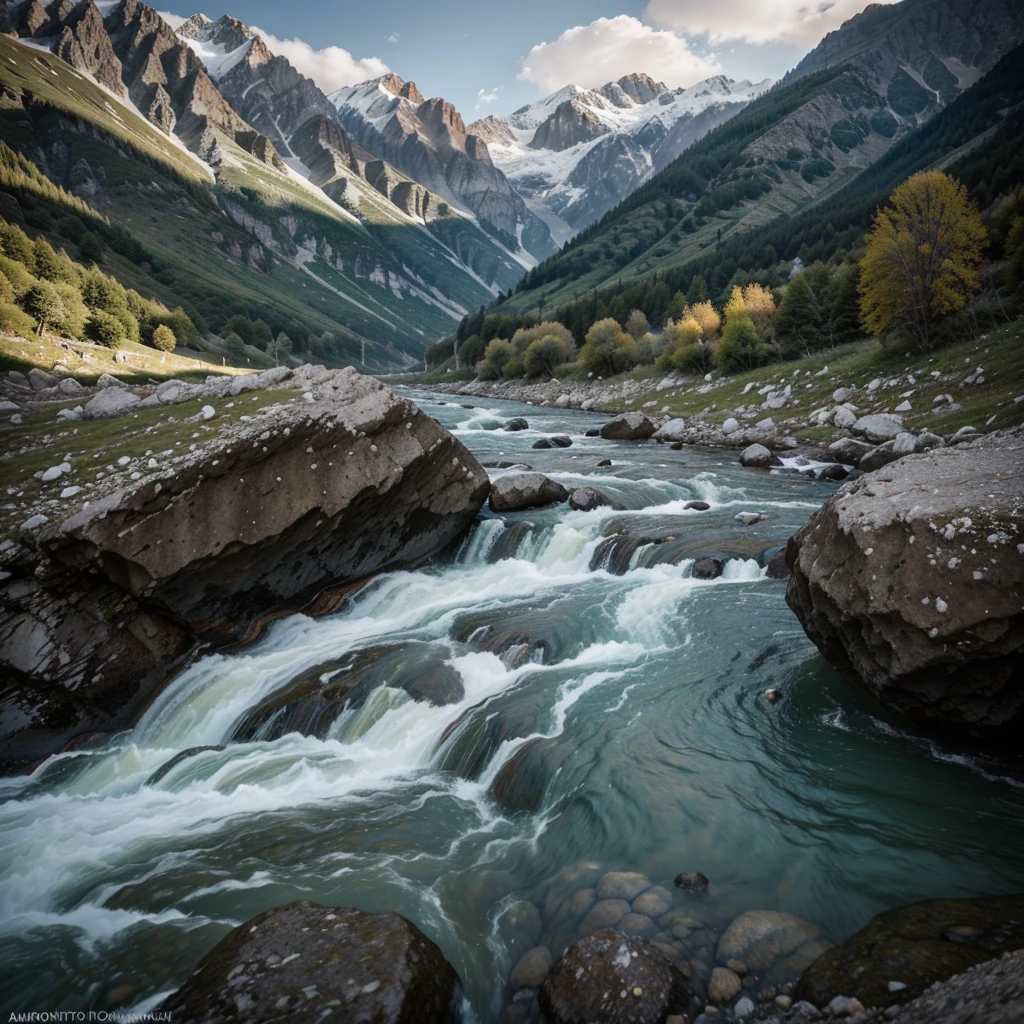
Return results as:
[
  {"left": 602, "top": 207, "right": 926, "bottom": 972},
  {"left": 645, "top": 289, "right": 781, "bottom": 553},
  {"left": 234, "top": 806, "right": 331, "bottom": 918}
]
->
[
  {"left": 0, "top": 382, "right": 303, "bottom": 538},
  {"left": 597, "top": 320, "right": 1024, "bottom": 436},
  {"left": 0, "top": 332, "right": 249, "bottom": 385}
]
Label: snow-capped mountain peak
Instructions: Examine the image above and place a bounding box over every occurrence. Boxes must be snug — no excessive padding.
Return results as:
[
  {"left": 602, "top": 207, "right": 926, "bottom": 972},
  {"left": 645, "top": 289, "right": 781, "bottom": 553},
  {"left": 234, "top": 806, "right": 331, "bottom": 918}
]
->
[
  {"left": 176, "top": 12, "right": 259, "bottom": 80},
  {"left": 471, "top": 72, "right": 772, "bottom": 234}
]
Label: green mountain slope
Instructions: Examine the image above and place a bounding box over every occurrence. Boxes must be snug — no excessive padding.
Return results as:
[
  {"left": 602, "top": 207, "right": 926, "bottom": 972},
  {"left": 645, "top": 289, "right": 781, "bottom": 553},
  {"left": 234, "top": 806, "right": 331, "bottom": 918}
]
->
[
  {"left": 504, "top": 0, "right": 1024, "bottom": 322},
  {"left": 0, "top": 29, "right": 494, "bottom": 367}
]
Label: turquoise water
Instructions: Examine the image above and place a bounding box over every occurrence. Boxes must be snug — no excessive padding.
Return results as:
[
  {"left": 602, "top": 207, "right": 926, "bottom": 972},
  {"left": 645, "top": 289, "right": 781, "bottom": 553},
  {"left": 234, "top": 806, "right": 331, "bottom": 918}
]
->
[{"left": 1, "top": 391, "right": 1022, "bottom": 1020}]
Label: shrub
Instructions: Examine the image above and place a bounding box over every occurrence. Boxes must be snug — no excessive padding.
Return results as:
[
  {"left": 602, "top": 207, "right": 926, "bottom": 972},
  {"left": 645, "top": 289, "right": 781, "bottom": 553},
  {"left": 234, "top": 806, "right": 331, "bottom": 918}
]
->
[
  {"left": 53, "top": 282, "right": 89, "bottom": 339},
  {"left": 502, "top": 355, "right": 525, "bottom": 378},
  {"left": 0, "top": 269, "right": 12, "bottom": 304},
  {"left": 579, "top": 318, "right": 640, "bottom": 376},
  {"left": 510, "top": 320, "right": 576, "bottom": 358},
  {"left": 715, "top": 311, "right": 769, "bottom": 372},
  {"left": 20, "top": 281, "right": 64, "bottom": 333},
  {"left": 86, "top": 310, "right": 126, "bottom": 347},
  {"left": 0, "top": 301, "right": 35, "bottom": 338},
  {"left": 152, "top": 323, "right": 176, "bottom": 352},
  {"left": 524, "top": 334, "right": 570, "bottom": 377},
  {"left": 78, "top": 232, "right": 103, "bottom": 264}
]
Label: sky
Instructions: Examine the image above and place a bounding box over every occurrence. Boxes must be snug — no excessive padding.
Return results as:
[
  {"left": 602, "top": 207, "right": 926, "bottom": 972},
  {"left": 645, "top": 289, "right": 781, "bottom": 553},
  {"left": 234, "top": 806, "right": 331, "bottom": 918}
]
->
[{"left": 160, "top": 0, "right": 896, "bottom": 115}]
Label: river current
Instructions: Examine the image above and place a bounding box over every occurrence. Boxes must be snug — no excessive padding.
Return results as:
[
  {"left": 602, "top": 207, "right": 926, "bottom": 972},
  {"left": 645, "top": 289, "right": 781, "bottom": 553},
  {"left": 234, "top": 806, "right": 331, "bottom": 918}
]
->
[{"left": 2, "top": 390, "right": 1023, "bottom": 1019}]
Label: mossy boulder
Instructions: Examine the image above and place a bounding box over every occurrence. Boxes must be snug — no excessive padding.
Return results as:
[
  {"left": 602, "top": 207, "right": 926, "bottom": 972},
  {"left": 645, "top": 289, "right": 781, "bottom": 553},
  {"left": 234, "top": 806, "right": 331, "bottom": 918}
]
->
[
  {"left": 795, "top": 894, "right": 1024, "bottom": 1008},
  {"left": 159, "top": 900, "right": 463, "bottom": 1023}
]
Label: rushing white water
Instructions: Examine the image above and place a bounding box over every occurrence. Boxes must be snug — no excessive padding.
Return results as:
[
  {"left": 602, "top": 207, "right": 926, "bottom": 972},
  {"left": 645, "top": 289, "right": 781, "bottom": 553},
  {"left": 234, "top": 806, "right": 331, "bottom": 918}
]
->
[{"left": 2, "top": 390, "right": 1023, "bottom": 1021}]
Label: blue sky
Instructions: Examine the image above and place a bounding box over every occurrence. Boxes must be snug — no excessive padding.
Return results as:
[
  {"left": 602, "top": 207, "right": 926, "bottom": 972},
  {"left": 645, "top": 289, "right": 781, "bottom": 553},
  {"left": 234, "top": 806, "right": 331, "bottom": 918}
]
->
[{"left": 161, "top": 0, "right": 890, "bottom": 115}]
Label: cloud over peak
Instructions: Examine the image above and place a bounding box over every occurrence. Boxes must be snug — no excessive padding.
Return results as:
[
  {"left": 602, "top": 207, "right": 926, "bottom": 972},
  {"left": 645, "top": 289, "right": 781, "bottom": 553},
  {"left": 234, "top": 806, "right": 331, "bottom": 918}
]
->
[
  {"left": 251, "top": 27, "right": 390, "bottom": 94},
  {"left": 518, "top": 15, "right": 720, "bottom": 95},
  {"left": 642, "top": 0, "right": 898, "bottom": 47}
]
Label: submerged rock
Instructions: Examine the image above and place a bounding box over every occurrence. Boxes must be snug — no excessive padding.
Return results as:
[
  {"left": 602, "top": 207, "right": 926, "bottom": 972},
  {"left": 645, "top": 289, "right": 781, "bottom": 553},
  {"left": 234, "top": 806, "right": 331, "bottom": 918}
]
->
[
  {"left": 505, "top": 417, "right": 529, "bottom": 431},
  {"left": 717, "top": 910, "right": 831, "bottom": 983},
  {"left": 539, "top": 929, "right": 691, "bottom": 1024},
  {"left": 786, "top": 431, "right": 1024, "bottom": 738},
  {"left": 159, "top": 901, "right": 463, "bottom": 1023},
  {"left": 489, "top": 473, "right": 569, "bottom": 512},
  {"left": 600, "top": 412, "right": 658, "bottom": 441},
  {"left": 794, "top": 894, "right": 1024, "bottom": 1009},
  {"left": 532, "top": 434, "right": 573, "bottom": 449}
]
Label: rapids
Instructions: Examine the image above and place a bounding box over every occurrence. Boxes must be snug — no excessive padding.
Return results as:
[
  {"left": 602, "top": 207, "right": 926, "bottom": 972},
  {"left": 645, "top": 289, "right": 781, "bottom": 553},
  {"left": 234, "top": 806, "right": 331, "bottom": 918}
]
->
[{"left": 2, "top": 391, "right": 1023, "bottom": 1020}]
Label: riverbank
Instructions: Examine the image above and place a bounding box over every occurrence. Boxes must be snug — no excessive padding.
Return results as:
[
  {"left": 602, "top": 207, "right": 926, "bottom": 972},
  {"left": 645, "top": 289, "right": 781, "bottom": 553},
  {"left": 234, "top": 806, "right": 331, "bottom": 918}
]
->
[{"left": 416, "top": 320, "right": 1024, "bottom": 454}]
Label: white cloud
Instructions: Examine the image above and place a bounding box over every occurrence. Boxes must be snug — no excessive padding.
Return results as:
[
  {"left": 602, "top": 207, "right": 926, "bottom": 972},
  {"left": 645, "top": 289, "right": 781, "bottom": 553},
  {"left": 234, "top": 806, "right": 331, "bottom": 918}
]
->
[
  {"left": 251, "top": 27, "right": 390, "bottom": 94},
  {"left": 643, "top": 0, "right": 898, "bottom": 47},
  {"left": 476, "top": 87, "right": 499, "bottom": 106},
  {"left": 518, "top": 15, "right": 720, "bottom": 94},
  {"left": 386, "top": 33, "right": 400, "bottom": 44}
]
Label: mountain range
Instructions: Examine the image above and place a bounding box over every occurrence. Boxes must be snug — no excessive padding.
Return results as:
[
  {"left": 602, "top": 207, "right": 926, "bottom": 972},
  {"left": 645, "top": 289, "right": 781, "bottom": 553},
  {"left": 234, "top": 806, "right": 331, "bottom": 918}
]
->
[{"left": 1, "top": 0, "right": 1022, "bottom": 366}]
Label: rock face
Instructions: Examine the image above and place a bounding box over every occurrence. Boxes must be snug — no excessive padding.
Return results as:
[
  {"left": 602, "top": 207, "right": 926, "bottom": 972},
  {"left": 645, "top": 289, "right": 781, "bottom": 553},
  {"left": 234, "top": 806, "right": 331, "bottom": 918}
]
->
[
  {"left": 489, "top": 473, "right": 569, "bottom": 512},
  {"left": 600, "top": 412, "right": 657, "bottom": 440},
  {"left": 884, "top": 948, "right": 1024, "bottom": 1024},
  {"left": 786, "top": 432, "right": 1024, "bottom": 738},
  {"left": 159, "top": 901, "right": 463, "bottom": 1023},
  {"left": 539, "top": 929, "right": 691, "bottom": 1024},
  {"left": 0, "top": 368, "right": 489, "bottom": 772},
  {"left": 795, "top": 894, "right": 1024, "bottom": 1009}
]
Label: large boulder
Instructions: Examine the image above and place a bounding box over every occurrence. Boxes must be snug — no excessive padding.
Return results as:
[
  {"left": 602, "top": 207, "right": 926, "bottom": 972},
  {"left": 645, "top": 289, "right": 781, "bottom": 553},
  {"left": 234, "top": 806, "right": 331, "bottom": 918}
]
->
[
  {"left": 82, "top": 386, "right": 142, "bottom": 419},
  {"left": 600, "top": 412, "right": 657, "bottom": 441},
  {"left": 159, "top": 901, "right": 463, "bottom": 1023},
  {"left": 652, "top": 417, "right": 687, "bottom": 442},
  {"left": 795, "top": 894, "right": 1024, "bottom": 1009},
  {"left": 884, "top": 948, "right": 1024, "bottom": 1024},
  {"left": 786, "top": 431, "right": 1024, "bottom": 738},
  {"left": 489, "top": 473, "right": 569, "bottom": 512},
  {"left": 739, "top": 443, "right": 780, "bottom": 469},
  {"left": 0, "top": 369, "right": 489, "bottom": 772},
  {"left": 851, "top": 413, "right": 903, "bottom": 443},
  {"left": 539, "top": 929, "right": 691, "bottom": 1024}
]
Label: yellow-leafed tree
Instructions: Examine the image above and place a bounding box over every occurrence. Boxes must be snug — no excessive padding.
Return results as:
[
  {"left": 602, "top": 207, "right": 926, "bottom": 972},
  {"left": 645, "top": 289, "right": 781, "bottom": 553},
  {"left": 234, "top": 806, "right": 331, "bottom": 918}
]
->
[{"left": 859, "top": 171, "right": 985, "bottom": 351}]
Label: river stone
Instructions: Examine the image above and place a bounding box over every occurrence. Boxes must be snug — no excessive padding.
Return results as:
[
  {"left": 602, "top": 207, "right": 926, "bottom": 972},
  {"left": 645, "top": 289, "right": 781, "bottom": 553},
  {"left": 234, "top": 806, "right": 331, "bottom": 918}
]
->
[
  {"left": 621, "top": 913, "right": 658, "bottom": 937},
  {"left": 159, "top": 901, "right": 462, "bottom": 1023},
  {"left": 832, "top": 406, "right": 856, "bottom": 429},
  {"left": 692, "top": 558, "right": 724, "bottom": 580},
  {"left": 597, "top": 871, "right": 653, "bottom": 901},
  {"left": 579, "top": 899, "right": 631, "bottom": 934},
  {"left": 722, "top": 417, "right": 740, "bottom": 434},
  {"left": 568, "top": 487, "right": 611, "bottom": 512},
  {"left": 539, "top": 930, "right": 691, "bottom": 1024},
  {"left": 852, "top": 414, "right": 903, "bottom": 443},
  {"left": 794, "top": 894, "right": 1024, "bottom": 1009},
  {"left": 505, "top": 418, "right": 529, "bottom": 431},
  {"left": 82, "top": 386, "right": 141, "bottom": 419},
  {"left": 828, "top": 437, "right": 875, "bottom": 467},
  {"left": 510, "top": 945, "right": 552, "bottom": 989},
  {"left": 532, "top": 435, "right": 573, "bottom": 449},
  {"left": 832, "top": 387, "right": 855, "bottom": 403},
  {"left": 739, "top": 444, "right": 778, "bottom": 469},
  {"left": 489, "top": 473, "right": 569, "bottom": 512},
  {"left": 633, "top": 886, "right": 673, "bottom": 919},
  {"left": 674, "top": 872, "right": 709, "bottom": 893},
  {"left": 684, "top": 501, "right": 711, "bottom": 512},
  {"left": 914, "top": 431, "right": 944, "bottom": 452},
  {"left": 503, "top": 901, "right": 542, "bottom": 944},
  {"left": 600, "top": 412, "right": 657, "bottom": 441},
  {"left": 765, "top": 549, "right": 790, "bottom": 580},
  {"left": 786, "top": 431, "right": 1024, "bottom": 738},
  {"left": 708, "top": 966, "right": 742, "bottom": 1004},
  {"left": 717, "top": 910, "right": 830, "bottom": 979},
  {"left": 653, "top": 418, "right": 687, "bottom": 441},
  {"left": 28, "top": 367, "right": 57, "bottom": 390},
  {"left": 858, "top": 440, "right": 899, "bottom": 472}
]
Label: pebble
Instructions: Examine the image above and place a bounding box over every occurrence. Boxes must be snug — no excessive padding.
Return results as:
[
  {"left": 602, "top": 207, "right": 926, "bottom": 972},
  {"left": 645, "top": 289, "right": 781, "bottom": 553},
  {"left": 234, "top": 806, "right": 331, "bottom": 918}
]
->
[
  {"left": 734, "top": 996, "right": 755, "bottom": 1018},
  {"left": 20, "top": 514, "right": 49, "bottom": 532},
  {"left": 886, "top": 981, "right": 906, "bottom": 992},
  {"left": 674, "top": 871, "right": 709, "bottom": 892},
  {"left": 775, "top": 994, "right": 793, "bottom": 1010},
  {"left": 735, "top": 512, "right": 765, "bottom": 526},
  {"left": 60, "top": 486, "right": 81, "bottom": 499},
  {"left": 202, "top": 405, "right": 216, "bottom": 420}
]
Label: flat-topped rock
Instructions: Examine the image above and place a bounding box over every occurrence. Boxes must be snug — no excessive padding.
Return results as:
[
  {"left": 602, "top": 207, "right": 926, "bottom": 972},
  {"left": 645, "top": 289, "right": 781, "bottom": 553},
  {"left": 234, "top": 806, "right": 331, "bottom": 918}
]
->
[{"left": 786, "top": 430, "right": 1024, "bottom": 738}]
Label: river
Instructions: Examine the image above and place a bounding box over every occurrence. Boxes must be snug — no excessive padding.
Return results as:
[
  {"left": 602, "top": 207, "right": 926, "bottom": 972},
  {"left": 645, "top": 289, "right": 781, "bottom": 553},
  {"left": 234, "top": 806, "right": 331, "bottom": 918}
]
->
[{"left": 2, "top": 390, "right": 1023, "bottom": 1020}]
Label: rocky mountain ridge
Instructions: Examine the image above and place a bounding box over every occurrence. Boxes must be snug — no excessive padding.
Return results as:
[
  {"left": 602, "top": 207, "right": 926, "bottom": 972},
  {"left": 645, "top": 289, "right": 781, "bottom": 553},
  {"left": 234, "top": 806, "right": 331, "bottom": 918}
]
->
[{"left": 473, "top": 73, "right": 770, "bottom": 234}]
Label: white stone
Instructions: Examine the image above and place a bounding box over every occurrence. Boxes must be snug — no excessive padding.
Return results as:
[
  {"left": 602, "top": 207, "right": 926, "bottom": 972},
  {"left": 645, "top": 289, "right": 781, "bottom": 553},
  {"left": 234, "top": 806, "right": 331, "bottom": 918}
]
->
[
  {"left": 722, "top": 417, "right": 740, "bottom": 434},
  {"left": 60, "top": 486, "right": 82, "bottom": 499},
  {"left": 832, "top": 387, "right": 855, "bottom": 403},
  {"left": 201, "top": 405, "right": 216, "bottom": 420},
  {"left": 894, "top": 400, "right": 912, "bottom": 413},
  {"left": 832, "top": 406, "right": 856, "bottom": 429},
  {"left": 20, "top": 514, "right": 49, "bottom": 532},
  {"left": 734, "top": 996, "right": 755, "bottom": 1018}
]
